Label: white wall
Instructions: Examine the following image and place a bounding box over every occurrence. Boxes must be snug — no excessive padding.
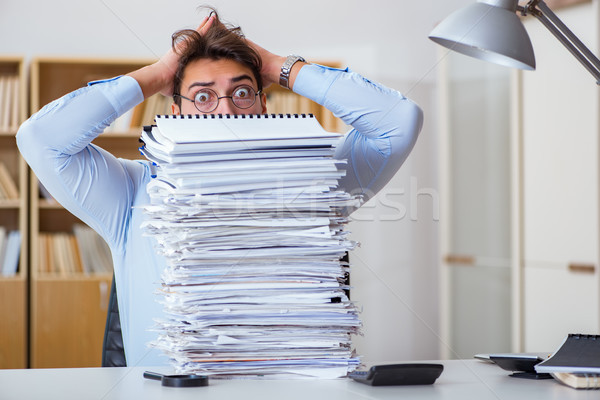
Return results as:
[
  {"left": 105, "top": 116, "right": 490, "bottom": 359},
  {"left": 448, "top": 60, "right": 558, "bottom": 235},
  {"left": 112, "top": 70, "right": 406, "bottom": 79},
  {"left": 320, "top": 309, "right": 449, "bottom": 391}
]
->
[{"left": 0, "top": 0, "right": 476, "bottom": 362}]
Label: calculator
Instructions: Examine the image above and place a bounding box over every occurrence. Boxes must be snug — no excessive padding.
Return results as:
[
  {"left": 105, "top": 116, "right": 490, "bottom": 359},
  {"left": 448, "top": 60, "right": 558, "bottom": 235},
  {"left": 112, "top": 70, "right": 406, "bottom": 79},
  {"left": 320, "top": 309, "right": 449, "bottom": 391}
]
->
[{"left": 348, "top": 363, "right": 444, "bottom": 386}]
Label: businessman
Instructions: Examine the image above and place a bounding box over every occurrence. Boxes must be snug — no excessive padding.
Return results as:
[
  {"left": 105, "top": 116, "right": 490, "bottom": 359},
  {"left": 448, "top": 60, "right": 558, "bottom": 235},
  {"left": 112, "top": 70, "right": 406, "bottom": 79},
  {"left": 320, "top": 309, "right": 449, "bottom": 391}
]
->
[{"left": 17, "top": 10, "right": 423, "bottom": 366}]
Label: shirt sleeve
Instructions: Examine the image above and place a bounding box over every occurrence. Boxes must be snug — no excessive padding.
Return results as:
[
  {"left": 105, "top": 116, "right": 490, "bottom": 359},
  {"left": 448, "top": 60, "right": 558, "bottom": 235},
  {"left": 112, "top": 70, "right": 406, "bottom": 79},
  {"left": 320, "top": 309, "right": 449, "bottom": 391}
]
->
[
  {"left": 16, "top": 76, "right": 147, "bottom": 249},
  {"left": 292, "top": 64, "right": 423, "bottom": 209}
]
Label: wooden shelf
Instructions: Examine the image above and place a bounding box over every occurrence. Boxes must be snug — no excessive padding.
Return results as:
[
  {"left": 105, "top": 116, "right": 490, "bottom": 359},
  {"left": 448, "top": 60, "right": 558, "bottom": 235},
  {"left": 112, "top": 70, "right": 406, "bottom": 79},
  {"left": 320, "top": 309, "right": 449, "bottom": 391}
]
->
[
  {"left": 38, "top": 200, "right": 61, "bottom": 210},
  {"left": 0, "top": 200, "right": 20, "bottom": 209},
  {"left": 98, "top": 129, "right": 143, "bottom": 138},
  {"left": 0, "top": 129, "right": 18, "bottom": 136},
  {"left": 0, "top": 56, "right": 28, "bottom": 369},
  {"left": 0, "top": 276, "right": 27, "bottom": 369},
  {"left": 30, "top": 274, "right": 112, "bottom": 368},
  {"left": 32, "top": 273, "right": 113, "bottom": 281}
]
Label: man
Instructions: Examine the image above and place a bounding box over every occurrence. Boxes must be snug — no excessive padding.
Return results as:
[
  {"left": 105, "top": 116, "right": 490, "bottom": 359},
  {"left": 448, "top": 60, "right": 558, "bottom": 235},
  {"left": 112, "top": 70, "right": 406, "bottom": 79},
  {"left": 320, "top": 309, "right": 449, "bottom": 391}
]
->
[{"left": 17, "top": 11, "right": 423, "bottom": 367}]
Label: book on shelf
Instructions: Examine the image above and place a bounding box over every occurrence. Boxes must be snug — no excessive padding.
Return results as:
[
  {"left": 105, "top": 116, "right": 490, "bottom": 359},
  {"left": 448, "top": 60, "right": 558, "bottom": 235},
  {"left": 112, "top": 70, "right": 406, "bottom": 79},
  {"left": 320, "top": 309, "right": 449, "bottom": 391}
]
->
[
  {"left": 105, "top": 108, "right": 135, "bottom": 133},
  {"left": 39, "top": 232, "right": 59, "bottom": 276},
  {"left": 0, "top": 75, "right": 20, "bottom": 131},
  {"left": 37, "top": 226, "right": 113, "bottom": 275},
  {"left": 266, "top": 91, "right": 300, "bottom": 115},
  {"left": 0, "top": 76, "right": 8, "bottom": 130},
  {"left": 129, "top": 100, "right": 146, "bottom": 129},
  {"left": 535, "top": 333, "right": 600, "bottom": 389},
  {"left": 69, "top": 234, "right": 84, "bottom": 274},
  {"left": 10, "top": 73, "right": 19, "bottom": 130},
  {"left": 73, "top": 223, "right": 113, "bottom": 274},
  {"left": 141, "top": 94, "right": 171, "bottom": 126},
  {"left": 38, "top": 232, "right": 49, "bottom": 274},
  {"left": 53, "top": 233, "right": 72, "bottom": 276},
  {"left": 0, "top": 162, "right": 19, "bottom": 200},
  {"left": 0, "top": 227, "right": 6, "bottom": 275},
  {"left": 0, "top": 179, "right": 6, "bottom": 199},
  {"left": 0, "top": 228, "right": 21, "bottom": 277}
]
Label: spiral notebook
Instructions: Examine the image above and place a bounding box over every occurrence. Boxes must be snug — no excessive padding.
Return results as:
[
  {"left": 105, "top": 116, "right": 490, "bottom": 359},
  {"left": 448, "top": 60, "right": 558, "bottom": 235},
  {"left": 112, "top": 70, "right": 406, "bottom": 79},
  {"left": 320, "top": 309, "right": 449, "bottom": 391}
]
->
[
  {"left": 140, "top": 113, "right": 341, "bottom": 157},
  {"left": 535, "top": 334, "right": 600, "bottom": 374}
]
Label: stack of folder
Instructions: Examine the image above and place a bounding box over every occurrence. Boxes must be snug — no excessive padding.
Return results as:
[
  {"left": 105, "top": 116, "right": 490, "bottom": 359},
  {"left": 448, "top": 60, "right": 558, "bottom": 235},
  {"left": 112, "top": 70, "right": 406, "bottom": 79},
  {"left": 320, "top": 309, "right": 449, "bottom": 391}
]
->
[{"left": 139, "top": 114, "right": 362, "bottom": 378}]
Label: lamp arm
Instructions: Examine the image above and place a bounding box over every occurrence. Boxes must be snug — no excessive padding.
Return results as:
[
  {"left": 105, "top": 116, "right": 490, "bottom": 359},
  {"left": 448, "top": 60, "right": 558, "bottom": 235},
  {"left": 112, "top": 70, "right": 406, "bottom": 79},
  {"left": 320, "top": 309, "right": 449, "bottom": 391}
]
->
[{"left": 523, "top": 0, "right": 600, "bottom": 84}]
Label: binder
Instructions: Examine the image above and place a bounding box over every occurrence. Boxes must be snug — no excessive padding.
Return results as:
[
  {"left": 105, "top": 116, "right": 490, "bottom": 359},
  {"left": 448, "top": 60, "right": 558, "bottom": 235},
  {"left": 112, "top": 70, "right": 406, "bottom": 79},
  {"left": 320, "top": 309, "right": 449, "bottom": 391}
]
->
[
  {"left": 535, "top": 334, "right": 600, "bottom": 389},
  {"left": 535, "top": 334, "right": 600, "bottom": 374}
]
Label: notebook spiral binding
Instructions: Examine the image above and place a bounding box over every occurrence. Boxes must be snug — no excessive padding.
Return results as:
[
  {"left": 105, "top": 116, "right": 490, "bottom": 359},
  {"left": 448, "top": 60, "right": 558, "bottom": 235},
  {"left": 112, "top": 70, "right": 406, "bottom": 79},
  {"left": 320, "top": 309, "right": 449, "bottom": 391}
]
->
[
  {"left": 569, "top": 334, "right": 600, "bottom": 340},
  {"left": 156, "top": 113, "right": 314, "bottom": 119}
]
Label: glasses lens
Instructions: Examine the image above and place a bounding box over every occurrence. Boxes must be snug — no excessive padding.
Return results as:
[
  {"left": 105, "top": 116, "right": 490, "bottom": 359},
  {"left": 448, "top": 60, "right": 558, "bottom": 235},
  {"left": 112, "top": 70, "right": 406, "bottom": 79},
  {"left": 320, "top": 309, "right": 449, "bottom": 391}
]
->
[
  {"left": 231, "top": 85, "right": 256, "bottom": 109},
  {"left": 194, "top": 89, "right": 218, "bottom": 112}
]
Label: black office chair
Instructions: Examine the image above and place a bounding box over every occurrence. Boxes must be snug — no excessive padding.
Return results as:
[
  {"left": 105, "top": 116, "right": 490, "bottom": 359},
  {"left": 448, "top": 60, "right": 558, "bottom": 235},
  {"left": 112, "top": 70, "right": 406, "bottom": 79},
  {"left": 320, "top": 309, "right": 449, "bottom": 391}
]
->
[{"left": 101, "top": 274, "right": 126, "bottom": 367}]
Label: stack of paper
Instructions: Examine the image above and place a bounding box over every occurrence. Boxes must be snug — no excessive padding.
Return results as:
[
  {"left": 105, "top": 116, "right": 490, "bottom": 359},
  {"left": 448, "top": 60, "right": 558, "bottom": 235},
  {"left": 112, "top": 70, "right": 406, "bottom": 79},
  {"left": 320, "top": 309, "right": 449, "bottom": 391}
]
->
[{"left": 139, "top": 114, "right": 362, "bottom": 378}]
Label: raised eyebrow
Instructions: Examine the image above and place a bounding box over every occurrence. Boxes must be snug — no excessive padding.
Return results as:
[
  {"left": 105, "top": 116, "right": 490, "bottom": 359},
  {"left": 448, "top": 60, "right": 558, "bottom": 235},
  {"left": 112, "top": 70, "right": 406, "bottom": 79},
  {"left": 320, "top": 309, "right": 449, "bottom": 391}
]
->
[
  {"left": 231, "top": 74, "right": 254, "bottom": 84},
  {"left": 188, "top": 81, "right": 215, "bottom": 91},
  {"left": 187, "top": 75, "right": 253, "bottom": 91}
]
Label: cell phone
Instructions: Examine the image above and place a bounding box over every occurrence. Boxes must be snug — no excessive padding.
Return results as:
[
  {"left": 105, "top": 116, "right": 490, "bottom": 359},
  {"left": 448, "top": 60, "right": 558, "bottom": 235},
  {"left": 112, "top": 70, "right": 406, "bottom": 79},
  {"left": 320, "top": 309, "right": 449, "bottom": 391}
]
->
[
  {"left": 487, "top": 354, "right": 552, "bottom": 380},
  {"left": 348, "top": 363, "right": 444, "bottom": 386}
]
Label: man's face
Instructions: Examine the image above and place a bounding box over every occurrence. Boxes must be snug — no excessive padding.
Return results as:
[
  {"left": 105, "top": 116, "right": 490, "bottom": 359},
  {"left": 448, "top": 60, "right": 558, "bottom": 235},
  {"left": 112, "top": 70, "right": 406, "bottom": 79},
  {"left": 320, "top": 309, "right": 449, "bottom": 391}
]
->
[{"left": 172, "top": 58, "right": 267, "bottom": 115}]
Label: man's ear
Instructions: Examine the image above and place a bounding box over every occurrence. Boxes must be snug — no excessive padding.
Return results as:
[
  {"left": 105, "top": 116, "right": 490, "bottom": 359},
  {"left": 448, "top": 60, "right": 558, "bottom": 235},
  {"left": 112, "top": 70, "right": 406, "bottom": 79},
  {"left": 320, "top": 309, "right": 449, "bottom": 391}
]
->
[
  {"left": 172, "top": 102, "right": 181, "bottom": 115},
  {"left": 260, "top": 92, "right": 267, "bottom": 114}
]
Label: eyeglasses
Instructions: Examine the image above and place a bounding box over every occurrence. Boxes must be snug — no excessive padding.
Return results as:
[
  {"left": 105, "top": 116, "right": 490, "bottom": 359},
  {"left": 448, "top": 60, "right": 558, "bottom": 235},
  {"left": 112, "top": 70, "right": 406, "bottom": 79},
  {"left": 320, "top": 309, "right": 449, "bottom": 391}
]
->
[{"left": 174, "top": 84, "right": 262, "bottom": 113}]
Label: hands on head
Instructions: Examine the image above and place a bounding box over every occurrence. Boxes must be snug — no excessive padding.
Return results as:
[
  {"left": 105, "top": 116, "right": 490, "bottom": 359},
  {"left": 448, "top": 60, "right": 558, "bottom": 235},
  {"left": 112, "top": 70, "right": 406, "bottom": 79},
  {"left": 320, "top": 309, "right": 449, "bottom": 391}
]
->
[{"left": 128, "top": 9, "right": 305, "bottom": 113}]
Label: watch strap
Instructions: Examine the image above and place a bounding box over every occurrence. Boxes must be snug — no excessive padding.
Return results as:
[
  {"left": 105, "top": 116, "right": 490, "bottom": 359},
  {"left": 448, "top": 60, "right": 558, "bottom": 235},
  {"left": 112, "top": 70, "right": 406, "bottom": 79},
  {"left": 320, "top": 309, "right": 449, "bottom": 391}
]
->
[{"left": 279, "top": 55, "right": 305, "bottom": 89}]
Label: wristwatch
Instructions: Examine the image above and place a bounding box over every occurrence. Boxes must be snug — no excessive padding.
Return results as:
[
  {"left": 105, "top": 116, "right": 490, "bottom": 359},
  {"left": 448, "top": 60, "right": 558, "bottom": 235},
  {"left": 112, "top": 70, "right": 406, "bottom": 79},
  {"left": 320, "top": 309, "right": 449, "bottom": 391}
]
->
[{"left": 279, "top": 55, "right": 305, "bottom": 89}]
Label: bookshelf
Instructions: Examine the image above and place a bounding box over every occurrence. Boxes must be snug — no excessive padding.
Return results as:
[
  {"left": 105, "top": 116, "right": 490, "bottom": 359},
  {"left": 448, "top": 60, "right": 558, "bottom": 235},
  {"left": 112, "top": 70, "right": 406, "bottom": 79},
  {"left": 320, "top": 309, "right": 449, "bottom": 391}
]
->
[
  {"left": 0, "top": 57, "right": 28, "bottom": 369},
  {"left": 28, "top": 57, "right": 159, "bottom": 368}
]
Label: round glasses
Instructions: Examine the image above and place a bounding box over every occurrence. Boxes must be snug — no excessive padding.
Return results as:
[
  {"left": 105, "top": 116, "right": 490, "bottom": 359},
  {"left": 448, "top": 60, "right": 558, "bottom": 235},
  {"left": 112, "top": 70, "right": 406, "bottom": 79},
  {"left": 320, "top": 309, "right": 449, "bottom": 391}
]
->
[{"left": 174, "top": 85, "right": 262, "bottom": 113}]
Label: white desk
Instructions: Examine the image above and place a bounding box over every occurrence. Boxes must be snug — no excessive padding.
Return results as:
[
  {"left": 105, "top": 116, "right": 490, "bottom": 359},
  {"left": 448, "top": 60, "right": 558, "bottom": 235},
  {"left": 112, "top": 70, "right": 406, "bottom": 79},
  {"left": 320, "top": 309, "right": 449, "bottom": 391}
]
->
[{"left": 0, "top": 360, "right": 596, "bottom": 400}]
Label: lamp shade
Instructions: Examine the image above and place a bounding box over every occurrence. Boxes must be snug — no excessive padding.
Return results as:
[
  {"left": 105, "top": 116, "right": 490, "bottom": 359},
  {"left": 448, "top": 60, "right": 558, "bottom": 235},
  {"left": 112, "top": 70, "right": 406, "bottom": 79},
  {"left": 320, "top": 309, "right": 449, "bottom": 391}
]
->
[{"left": 429, "top": 0, "right": 536, "bottom": 70}]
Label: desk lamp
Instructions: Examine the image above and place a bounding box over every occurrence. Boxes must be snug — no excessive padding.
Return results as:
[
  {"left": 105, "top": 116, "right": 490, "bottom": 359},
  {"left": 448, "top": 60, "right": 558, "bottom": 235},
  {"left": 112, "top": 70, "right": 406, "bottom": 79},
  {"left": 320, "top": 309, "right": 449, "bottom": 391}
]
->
[
  {"left": 429, "top": 0, "right": 600, "bottom": 84},
  {"left": 430, "top": 0, "right": 597, "bottom": 380}
]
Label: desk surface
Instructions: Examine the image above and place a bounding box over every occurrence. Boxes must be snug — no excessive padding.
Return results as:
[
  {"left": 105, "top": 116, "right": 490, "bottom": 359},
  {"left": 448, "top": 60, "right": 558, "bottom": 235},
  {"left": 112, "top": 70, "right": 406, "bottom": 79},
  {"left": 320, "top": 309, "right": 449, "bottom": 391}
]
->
[{"left": 0, "top": 360, "right": 597, "bottom": 400}]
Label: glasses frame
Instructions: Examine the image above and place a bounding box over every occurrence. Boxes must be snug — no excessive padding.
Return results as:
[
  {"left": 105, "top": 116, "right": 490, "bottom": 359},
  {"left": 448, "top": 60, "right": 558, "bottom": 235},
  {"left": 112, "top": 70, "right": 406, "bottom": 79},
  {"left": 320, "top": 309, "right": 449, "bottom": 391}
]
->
[{"left": 173, "top": 84, "right": 263, "bottom": 114}]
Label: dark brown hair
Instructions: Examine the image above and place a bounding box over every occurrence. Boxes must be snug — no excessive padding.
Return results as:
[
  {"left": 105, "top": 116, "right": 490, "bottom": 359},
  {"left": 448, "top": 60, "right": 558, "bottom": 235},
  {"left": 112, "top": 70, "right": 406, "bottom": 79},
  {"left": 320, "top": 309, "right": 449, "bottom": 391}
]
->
[{"left": 171, "top": 10, "right": 263, "bottom": 107}]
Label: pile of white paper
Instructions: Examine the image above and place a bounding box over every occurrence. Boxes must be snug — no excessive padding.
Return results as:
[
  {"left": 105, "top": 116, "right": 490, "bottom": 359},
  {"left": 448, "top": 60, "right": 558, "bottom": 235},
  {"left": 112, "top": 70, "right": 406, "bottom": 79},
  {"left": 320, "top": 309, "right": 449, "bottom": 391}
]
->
[{"left": 140, "top": 114, "right": 362, "bottom": 378}]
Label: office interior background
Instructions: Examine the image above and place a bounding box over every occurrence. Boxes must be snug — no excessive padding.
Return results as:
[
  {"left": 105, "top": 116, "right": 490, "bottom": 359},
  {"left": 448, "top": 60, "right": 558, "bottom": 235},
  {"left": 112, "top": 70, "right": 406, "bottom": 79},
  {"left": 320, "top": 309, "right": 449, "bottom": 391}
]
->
[{"left": 1, "top": 0, "right": 598, "bottom": 367}]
